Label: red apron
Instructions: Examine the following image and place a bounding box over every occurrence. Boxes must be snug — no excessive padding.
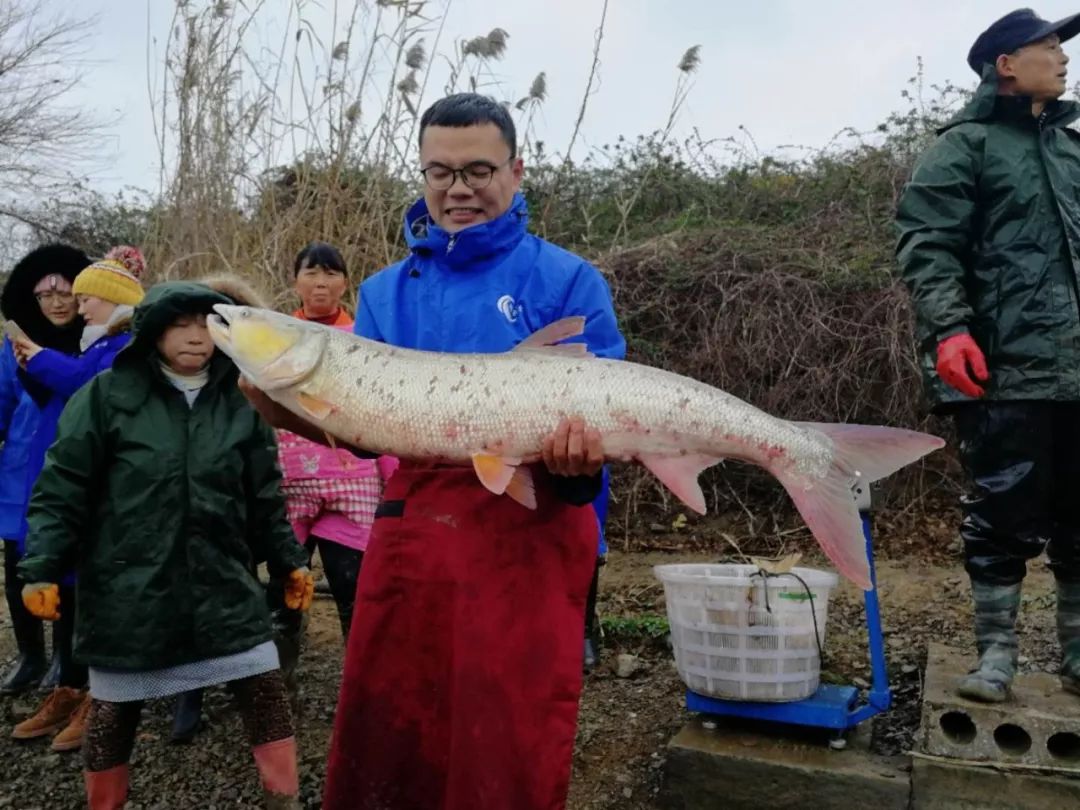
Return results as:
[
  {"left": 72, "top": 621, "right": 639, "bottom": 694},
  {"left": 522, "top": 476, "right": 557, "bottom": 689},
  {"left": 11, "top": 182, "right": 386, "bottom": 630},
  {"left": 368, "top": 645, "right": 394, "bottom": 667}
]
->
[{"left": 322, "top": 462, "right": 598, "bottom": 810}]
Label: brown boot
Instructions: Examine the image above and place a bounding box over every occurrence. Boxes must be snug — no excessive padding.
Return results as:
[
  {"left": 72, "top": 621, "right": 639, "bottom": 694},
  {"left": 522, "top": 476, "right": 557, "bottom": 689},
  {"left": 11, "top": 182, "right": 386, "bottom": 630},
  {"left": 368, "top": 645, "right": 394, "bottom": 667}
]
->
[
  {"left": 11, "top": 686, "right": 86, "bottom": 739},
  {"left": 51, "top": 692, "right": 91, "bottom": 751}
]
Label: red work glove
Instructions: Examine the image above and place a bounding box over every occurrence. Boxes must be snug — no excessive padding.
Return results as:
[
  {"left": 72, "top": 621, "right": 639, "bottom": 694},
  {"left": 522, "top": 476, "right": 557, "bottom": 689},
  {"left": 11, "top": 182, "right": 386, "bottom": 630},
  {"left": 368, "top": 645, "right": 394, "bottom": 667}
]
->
[{"left": 935, "top": 333, "right": 989, "bottom": 398}]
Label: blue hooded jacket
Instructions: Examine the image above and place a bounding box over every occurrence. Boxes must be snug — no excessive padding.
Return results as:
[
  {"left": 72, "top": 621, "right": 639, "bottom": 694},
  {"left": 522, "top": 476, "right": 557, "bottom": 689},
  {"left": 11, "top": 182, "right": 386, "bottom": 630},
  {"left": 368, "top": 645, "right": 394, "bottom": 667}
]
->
[
  {"left": 357, "top": 194, "right": 625, "bottom": 358},
  {"left": 25, "top": 331, "right": 132, "bottom": 400},
  {"left": 0, "top": 331, "right": 130, "bottom": 550},
  {"left": 0, "top": 337, "right": 45, "bottom": 543},
  {"left": 357, "top": 193, "right": 625, "bottom": 542},
  {"left": 0, "top": 243, "right": 91, "bottom": 547}
]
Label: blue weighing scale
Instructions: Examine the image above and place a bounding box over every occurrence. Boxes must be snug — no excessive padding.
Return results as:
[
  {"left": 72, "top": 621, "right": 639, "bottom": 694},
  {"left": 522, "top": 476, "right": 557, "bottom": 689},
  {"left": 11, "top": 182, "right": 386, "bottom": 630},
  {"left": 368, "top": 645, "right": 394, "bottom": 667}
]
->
[{"left": 685, "top": 483, "right": 889, "bottom": 748}]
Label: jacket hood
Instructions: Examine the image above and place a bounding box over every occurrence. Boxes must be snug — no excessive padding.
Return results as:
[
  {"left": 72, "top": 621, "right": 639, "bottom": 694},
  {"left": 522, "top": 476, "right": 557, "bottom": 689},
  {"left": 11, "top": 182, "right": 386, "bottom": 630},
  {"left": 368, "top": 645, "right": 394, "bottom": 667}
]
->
[
  {"left": 0, "top": 243, "right": 90, "bottom": 350},
  {"left": 106, "top": 311, "right": 134, "bottom": 337},
  {"left": 111, "top": 282, "right": 236, "bottom": 409},
  {"left": 122, "top": 282, "right": 232, "bottom": 360},
  {"left": 198, "top": 273, "right": 271, "bottom": 308},
  {"left": 403, "top": 192, "right": 529, "bottom": 272}
]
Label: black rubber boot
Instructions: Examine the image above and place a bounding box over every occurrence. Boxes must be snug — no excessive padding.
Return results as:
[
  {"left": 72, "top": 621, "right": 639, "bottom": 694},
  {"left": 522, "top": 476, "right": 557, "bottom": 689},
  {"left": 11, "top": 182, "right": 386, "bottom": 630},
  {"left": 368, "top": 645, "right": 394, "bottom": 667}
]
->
[
  {"left": 39, "top": 606, "right": 77, "bottom": 693},
  {"left": 37, "top": 647, "right": 62, "bottom": 693},
  {"left": 0, "top": 650, "right": 46, "bottom": 695},
  {"left": 170, "top": 689, "right": 204, "bottom": 744},
  {"left": 53, "top": 585, "right": 87, "bottom": 690},
  {"left": 274, "top": 620, "right": 303, "bottom": 695},
  {"left": 1, "top": 595, "right": 46, "bottom": 695},
  {"left": 957, "top": 581, "right": 1022, "bottom": 703}
]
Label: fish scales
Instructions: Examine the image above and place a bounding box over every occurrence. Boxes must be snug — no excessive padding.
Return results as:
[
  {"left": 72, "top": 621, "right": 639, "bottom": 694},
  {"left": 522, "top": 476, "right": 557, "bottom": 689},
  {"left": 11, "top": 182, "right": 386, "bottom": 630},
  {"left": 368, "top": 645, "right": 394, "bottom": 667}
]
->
[
  {"left": 302, "top": 326, "right": 832, "bottom": 477},
  {"left": 208, "top": 306, "right": 945, "bottom": 590}
]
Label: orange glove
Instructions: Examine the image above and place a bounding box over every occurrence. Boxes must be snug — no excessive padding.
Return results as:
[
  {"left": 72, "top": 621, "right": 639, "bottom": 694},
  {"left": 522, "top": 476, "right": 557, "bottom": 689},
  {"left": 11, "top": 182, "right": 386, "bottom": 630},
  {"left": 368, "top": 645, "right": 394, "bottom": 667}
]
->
[
  {"left": 22, "top": 583, "right": 61, "bottom": 621},
  {"left": 284, "top": 568, "right": 315, "bottom": 611},
  {"left": 935, "top": 333, "right": 989, "bottom": 398}
]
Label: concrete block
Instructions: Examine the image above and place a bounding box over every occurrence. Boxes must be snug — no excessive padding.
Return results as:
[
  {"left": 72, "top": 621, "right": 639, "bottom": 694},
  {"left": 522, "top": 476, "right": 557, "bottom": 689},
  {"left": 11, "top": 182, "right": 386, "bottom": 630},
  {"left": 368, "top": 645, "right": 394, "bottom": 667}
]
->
[
  {"left": 659, "top": 718, "right": 909, "bottom": 810},
  {"left": 912, "top": 756, "right": 1080, "bottom": 810},
  {"left": 920, "top": 643, "right": 1080, "bottom": 768}
]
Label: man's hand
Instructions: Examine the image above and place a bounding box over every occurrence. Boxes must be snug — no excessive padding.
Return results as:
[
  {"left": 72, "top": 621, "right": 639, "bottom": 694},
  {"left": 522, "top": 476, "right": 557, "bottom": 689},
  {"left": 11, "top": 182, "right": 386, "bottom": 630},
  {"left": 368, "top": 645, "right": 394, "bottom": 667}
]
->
[
  {"left": 936, "top": 333, "right": 989, "bottom": 398},
  {"left": 238, "top": 377, "right": 379, "bottom": 459},
  {"left": 22, "top": 583, "right": 60, "bottom": 621},
  {"left": 238, "top": 376, "right": 296, "bottom": 430},
  {"left": 542, "top": 417, "right": 604, "bottom": 477}
]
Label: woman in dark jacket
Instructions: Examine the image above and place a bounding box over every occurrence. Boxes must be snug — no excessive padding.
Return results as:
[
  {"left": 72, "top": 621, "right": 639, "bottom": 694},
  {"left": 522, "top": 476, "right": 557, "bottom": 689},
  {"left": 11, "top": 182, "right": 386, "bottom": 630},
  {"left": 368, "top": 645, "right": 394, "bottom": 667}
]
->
[{"left": 0, "top": 244, "right": 89, "bottom": 696}]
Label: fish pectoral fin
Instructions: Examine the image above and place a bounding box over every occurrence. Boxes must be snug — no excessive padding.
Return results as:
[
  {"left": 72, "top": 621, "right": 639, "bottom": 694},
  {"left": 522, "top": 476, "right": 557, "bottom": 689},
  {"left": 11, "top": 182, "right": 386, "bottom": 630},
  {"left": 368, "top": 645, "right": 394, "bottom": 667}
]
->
[
  {"left": 470, "top": 453, "right": 537, "bottom": 509},
  {"left": 513, "top": 316, "right": 591, "bottom": 356},
  {"left": 638, "top": 453, "right": 723, "bottom": 515},
  {"left": 322, "top": 431, "right": 358, "bottom": 471},
  {"left": 471, "top": 453, "right": 522, "bottom": 495},
  {"left": 296, "top": 391, "right": 335, "bottom": 421},
  {"left": 505, "top": 466, "right": 537, "bottom": 510}
]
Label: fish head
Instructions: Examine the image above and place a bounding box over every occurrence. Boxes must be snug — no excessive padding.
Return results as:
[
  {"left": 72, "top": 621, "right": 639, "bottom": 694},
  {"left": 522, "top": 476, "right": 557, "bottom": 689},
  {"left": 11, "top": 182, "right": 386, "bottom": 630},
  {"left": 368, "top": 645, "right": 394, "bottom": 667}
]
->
[{"left": 207, "top": 305, "right": 327, "bottom": 390}]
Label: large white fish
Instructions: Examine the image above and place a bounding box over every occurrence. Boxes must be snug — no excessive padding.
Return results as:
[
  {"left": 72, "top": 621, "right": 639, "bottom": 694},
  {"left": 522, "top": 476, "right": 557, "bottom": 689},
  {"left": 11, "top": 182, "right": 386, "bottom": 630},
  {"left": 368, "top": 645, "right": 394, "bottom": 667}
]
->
[{"left": 208, "top": 306, "right": 944, "bottom": 590}]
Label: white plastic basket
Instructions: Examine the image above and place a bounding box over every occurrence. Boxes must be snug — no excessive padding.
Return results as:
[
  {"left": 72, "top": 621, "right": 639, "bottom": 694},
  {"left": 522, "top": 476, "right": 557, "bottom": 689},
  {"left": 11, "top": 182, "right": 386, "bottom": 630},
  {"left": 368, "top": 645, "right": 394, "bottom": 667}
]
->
[{"left": 653, "top": 563, "right": 838, "bottom": 702}]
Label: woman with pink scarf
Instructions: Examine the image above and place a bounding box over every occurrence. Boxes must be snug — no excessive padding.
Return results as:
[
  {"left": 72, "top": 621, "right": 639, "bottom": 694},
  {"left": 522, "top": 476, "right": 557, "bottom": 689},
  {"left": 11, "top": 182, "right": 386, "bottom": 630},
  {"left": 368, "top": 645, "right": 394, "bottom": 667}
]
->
[{"left": 269, "top": 242, "right": 397, "bottom": 687}]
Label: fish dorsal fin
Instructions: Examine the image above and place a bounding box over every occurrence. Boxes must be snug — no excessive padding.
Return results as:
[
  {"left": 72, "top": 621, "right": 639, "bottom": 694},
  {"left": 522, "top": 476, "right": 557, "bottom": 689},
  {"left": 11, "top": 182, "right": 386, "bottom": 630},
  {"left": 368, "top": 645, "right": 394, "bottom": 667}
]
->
[
  {"left": 513, "top": 317, "right": 592, "bottom": 357},
  {"left": 638, "top": 453, "right": 724, "bottom": 515},
  {"left": 516, "top": 316, "right": 585, "bottom": 347},
  {"left": 471, "top": 454, "right": 537, "bottom": 510}
]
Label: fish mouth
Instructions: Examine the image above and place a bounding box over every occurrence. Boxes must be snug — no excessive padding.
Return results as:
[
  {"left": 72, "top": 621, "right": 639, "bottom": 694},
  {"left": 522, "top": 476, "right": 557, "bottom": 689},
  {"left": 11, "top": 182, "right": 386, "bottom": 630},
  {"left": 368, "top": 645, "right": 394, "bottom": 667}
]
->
[
  {"left": 206, "top": 309, "right": 231, "bottom": 348},
  {"left": 207, "top": 303, "right": 253, "bottom": 347}
]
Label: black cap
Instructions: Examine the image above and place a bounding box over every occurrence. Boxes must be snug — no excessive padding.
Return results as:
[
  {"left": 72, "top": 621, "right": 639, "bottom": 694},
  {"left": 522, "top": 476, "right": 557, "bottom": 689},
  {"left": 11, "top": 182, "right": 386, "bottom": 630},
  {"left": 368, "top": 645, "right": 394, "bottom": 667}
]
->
[{"left": 967, "top": 8, "right": 1080, "bottom": 74}]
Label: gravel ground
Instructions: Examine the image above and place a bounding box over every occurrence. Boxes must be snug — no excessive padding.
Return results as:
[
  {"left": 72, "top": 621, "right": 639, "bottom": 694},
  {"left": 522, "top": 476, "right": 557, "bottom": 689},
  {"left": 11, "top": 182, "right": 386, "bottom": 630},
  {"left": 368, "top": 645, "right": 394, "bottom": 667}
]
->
[{"left": 0, "top": 547, "right": 1065, "bottom": 809}]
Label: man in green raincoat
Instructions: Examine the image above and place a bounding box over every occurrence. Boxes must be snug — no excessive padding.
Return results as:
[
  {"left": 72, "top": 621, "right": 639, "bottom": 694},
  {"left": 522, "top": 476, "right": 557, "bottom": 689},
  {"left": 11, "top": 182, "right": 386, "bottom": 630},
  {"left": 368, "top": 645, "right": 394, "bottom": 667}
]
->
[{"left": 897, "top": 8, "right": 1080, "bottom": 702}]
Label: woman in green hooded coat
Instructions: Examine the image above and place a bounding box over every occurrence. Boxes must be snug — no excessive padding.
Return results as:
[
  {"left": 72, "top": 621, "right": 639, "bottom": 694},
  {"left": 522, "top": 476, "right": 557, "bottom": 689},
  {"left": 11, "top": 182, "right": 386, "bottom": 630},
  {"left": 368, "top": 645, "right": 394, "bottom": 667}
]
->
[{"left": 18, "top": 281, "right": 314, "bottom": 810}]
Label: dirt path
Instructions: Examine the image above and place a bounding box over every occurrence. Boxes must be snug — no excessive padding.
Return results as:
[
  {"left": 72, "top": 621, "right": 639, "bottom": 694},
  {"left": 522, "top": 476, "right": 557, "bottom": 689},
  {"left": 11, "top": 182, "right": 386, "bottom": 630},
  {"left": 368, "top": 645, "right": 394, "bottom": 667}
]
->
[{"left": 0, "top": 549, "right": 1064, "bottom": 808}]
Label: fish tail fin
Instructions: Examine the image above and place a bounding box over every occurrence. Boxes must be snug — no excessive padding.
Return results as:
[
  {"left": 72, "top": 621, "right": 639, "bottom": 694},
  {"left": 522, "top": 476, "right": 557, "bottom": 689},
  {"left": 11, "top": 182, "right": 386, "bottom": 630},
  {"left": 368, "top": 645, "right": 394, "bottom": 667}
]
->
[{"left": 774, "top": 423, "right": 945, "bottom": 591}]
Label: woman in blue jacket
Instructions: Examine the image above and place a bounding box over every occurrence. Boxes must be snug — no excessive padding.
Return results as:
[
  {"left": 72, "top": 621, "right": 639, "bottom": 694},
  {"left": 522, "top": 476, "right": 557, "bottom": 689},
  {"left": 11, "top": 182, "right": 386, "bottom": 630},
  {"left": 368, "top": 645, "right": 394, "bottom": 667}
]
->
[{"left": 0, "top": 244, "right": 89, "bottom": 696}]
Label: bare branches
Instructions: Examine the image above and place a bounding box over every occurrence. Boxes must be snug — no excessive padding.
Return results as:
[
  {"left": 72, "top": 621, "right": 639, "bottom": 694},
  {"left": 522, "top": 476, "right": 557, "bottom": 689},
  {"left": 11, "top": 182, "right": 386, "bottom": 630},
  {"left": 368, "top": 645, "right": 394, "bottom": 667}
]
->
[
  {"left": 563, "top": 0, "right": 608, "bottom": 168},
  {"left": 611, "top": 44, "right": 701, "bottom": 244},
  {"left": 0, "top": 1, "right": 98, "bottom": 191}
]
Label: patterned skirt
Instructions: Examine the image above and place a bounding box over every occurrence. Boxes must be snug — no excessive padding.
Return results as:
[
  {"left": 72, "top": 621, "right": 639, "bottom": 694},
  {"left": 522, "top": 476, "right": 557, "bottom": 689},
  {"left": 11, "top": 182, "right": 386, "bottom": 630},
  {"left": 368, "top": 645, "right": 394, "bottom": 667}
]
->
[{"left": 87, "top": 641, "right": 279, "bottom": 703}]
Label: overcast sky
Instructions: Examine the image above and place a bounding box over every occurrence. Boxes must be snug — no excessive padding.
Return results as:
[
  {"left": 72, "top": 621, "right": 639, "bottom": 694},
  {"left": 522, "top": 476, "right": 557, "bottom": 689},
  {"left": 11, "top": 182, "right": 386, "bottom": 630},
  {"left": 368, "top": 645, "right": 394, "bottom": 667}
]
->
[{"left": 47, "top": 1, "right": 1080, "bottom": 195}]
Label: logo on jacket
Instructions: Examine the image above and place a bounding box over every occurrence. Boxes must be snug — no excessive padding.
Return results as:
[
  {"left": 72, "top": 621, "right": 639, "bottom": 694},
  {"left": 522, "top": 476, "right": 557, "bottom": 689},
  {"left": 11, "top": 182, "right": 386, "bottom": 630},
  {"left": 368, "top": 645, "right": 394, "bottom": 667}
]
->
[{"left": 497, "top": 294, "right": 522, "bottom": 323}]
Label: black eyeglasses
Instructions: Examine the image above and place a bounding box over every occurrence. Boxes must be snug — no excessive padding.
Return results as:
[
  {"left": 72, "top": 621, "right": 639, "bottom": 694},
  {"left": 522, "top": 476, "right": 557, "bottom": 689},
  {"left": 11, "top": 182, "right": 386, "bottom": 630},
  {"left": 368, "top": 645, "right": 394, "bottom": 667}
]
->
[
  {"left": 420, "top": 158, "right": 512, "bottom": 191},
  {"left": 35, "top": 291, "right": 74, "bottom": 304}
]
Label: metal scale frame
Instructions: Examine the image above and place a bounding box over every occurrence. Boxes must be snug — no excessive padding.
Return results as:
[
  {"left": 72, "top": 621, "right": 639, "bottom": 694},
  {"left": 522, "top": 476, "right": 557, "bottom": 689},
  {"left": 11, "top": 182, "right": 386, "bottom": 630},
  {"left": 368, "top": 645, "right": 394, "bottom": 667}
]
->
[{"left": 684, "top": 482, "right": 890, "bottom": 747}]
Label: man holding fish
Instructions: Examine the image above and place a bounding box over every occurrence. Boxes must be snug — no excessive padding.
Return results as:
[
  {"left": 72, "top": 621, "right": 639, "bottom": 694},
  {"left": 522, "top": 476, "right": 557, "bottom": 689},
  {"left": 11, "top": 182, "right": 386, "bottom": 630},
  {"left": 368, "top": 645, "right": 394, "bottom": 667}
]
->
[
  {"left": 221, "top": 91, "right": 946, "bottom": 808},
  {"left": 237, "top": 93, "right": 627, "bottom": 809}
]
